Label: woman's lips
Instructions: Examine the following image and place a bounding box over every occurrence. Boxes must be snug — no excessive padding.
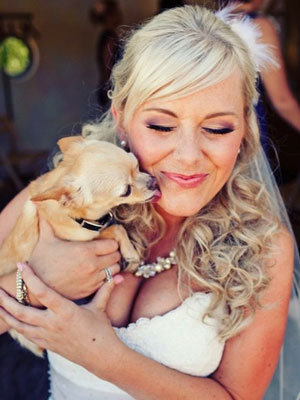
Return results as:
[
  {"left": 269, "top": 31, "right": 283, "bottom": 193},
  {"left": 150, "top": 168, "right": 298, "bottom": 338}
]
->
[{"left": 162, "top": 171, "right": 209, "bottom": 188}]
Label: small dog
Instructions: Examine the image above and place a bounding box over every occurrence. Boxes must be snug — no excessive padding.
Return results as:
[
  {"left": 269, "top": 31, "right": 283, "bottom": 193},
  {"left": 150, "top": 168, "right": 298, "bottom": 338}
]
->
[{"left": 0, "top": 135, "right": 158, "bottom": 355}]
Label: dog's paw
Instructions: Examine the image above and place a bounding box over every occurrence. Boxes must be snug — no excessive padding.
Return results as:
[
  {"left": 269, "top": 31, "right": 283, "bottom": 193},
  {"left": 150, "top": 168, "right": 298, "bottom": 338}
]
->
[{"left": 121, "top": 257, "right": 140, "bottom": 273}]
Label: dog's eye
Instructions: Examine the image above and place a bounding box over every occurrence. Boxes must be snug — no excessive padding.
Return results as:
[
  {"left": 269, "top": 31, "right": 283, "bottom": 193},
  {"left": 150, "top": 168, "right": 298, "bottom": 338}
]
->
[{"left": 121, "top": 185, "right": 131, "bottom": 197}]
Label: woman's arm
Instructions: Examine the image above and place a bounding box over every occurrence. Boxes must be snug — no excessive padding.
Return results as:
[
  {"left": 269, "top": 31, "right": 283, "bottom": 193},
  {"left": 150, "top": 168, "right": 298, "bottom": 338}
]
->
[
  {"left": 0, "top": 229, "right": 293, "bottom": 399},
  {"left": 0, "top": 188, "right": 121, "bottom": 331},
  {"left": 0, "top": 188, "right": 31, "bottom": 333},
  {"left": 0, "top": 273, "right": 17, "bottom": 333},
  {"left": 256, "top": 17, "right": 300, "bottom": 132},
  {"left": 212, "top": 228, "right": 294, "bottom": 399}
]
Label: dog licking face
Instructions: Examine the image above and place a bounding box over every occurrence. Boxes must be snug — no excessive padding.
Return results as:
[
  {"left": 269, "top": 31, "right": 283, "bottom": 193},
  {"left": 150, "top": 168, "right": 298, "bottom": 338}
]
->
[
  {"left": 0, "top": 136, "right": 160, "bottom": 355},
  {"left": 32, "top": 136, "right": 158, "bottom": 221}
]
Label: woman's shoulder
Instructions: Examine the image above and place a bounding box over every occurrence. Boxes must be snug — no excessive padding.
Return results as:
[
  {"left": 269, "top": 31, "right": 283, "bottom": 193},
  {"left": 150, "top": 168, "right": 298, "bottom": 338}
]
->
[
  {"left": 269, "top": 224, "right": 294, "bottom": 266},
  {"left": 264, "top": 224, "right": 294, "bottom": 302}
]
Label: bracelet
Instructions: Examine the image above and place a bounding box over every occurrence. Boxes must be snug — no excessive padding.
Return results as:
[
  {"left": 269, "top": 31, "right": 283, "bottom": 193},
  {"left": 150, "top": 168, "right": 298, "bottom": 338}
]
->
[{"left": 16, "top": 269, "right": 29, "bottom": 305}]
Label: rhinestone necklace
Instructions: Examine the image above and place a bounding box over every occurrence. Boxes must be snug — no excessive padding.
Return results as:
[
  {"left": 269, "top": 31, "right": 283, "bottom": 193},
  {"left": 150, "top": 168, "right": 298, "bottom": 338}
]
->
[{"left": 134, "top": 250, "right": 176, "bottom": 278}]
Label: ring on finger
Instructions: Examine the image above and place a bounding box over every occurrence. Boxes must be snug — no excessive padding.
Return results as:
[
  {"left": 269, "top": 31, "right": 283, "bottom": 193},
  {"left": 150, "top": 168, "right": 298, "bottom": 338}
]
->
[{"left": 104, "top": 268, "right": 113, "bottom": 282}]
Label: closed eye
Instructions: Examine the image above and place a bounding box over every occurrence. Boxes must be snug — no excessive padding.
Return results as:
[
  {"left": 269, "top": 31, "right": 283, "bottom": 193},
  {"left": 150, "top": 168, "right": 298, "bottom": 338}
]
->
[
  {"left": 204, "top": 127, "right": 234, "bottom": 135},
  {"left": 147, "top": 124, "right": 174, "bottom": 132},
  {"left": 120, "top": 185, "right": 132, "bottom": 197}
]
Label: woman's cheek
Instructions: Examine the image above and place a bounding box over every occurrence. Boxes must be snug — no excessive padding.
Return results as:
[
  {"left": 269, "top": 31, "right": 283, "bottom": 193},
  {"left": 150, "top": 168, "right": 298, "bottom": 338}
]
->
[
  {"left": 211, "top": 140, "right": 240, "bottom": 168},
  {"left": 129, "top": 138, "right": 168, "bottom": 173}
]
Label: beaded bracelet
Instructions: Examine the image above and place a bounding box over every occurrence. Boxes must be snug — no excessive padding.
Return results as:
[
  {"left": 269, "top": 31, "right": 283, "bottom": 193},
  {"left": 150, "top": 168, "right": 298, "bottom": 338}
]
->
[{"left": 16, "top": 269, "right": 29, "bottom": 305}]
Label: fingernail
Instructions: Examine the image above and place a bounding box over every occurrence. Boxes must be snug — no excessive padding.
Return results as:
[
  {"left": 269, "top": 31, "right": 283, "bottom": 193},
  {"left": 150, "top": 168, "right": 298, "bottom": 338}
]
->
[
  {"left": 17, "top": 262, "right": 27, "bottom": 272},
  {"left": 113, "top": 275, "right": 124, "bottom": 285}
]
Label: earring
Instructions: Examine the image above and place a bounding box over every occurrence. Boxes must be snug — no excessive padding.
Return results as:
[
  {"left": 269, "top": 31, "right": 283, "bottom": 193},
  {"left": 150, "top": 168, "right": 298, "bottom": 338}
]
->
[
  {"left": 120, "top": 140, "right": 127, "bottom": 148},
  {"left": 238, "top": 147, "right": 241, "bottom": 154}
]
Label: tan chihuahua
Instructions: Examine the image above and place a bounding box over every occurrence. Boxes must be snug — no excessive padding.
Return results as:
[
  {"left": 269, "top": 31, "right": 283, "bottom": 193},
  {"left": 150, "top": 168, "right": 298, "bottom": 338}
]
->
[{"left": 0, "top": 136, "right": 159, "bottom": 355}]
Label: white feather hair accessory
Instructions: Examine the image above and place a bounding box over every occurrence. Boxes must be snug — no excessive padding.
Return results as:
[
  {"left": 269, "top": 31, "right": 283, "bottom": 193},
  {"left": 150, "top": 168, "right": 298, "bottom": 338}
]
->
[{"left": 215, "top": 5, "right": 278, "bottom": 72}]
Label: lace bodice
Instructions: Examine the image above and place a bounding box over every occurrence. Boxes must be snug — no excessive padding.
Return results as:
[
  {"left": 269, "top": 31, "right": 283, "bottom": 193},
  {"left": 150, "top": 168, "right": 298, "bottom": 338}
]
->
[{"left": 48, "top": 292, "right": 225, "bottom": 399}]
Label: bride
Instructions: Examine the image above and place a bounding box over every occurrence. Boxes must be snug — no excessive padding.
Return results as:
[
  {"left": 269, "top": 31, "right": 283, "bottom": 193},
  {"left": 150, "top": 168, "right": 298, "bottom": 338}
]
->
[{"left": 0, "top": 5, "right": 299, "bottom": 399}]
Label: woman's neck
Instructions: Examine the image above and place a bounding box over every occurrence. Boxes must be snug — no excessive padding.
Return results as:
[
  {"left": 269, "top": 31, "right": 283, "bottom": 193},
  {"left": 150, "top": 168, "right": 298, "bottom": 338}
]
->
[
  {"left": 154, "top": 204, "right": 185, "bottom": 232},
  {"left": 148, "top": 205, "right": 185, "bottom": 261}
]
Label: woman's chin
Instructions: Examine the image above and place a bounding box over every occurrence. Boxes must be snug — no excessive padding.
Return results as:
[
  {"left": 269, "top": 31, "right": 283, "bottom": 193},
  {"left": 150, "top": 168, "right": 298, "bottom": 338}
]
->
[{"left": 154, "top": 198, "right": 203, "bottom": 219}]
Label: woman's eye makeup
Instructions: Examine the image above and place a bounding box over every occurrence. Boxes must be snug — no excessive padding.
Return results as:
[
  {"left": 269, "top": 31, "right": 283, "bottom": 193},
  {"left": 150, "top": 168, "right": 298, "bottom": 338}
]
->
[
  {"left": 203, "top": 127, "right": 234, "bottom": 135},
  {"left": 146, "top": 124, "right": 174, "bottom": 132},
  {"left": 145, "top": 120, "right": 235, "bottom": 135}
]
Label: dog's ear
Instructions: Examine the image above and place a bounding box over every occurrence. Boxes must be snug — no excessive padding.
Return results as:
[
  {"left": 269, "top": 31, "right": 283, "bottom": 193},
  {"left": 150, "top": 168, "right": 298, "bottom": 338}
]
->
[
  {"left": 57, "top": 136, "right": 84, "bottom": 154},
  {"left": 31, "top": 186, "right": 68, "bottom": 202},
  {"left": 31, "top": 185, "right": 85, "bottom": 208}
]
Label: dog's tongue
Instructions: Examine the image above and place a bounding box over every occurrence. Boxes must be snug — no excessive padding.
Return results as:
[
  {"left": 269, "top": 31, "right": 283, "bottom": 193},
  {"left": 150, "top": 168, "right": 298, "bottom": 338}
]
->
[{"left": 151, "top": 189, "right": 162, "bottom": 203}]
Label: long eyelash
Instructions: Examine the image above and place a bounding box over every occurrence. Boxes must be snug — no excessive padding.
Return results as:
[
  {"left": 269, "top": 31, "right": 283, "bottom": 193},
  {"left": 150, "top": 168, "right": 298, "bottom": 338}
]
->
[
  {"left": 204, "top": 127, "right": 234, "bottom": 135},
  {"left": 147, "top": 124, "right": 233, "bottom": 134},
  {"left": 147, "top": 124, "right": 173, "bottom": 132}
]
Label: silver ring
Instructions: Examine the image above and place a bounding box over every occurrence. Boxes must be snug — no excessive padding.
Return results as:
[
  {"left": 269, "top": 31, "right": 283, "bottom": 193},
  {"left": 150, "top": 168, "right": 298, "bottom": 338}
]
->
[{"left": 104, "top": 268, "right": 113, "bottom": 282}]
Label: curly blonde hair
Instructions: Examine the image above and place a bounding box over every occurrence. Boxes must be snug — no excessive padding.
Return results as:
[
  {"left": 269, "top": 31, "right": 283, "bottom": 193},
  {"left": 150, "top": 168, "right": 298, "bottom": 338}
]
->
[{"left": 83, "top": 5, "right": 280, "bottom": 339}]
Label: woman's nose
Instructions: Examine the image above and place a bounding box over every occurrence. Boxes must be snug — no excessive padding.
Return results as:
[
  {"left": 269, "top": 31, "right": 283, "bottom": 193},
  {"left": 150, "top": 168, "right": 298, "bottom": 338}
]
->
[{"left": 174, "top": 133, "right": 204, "bottom": 166}]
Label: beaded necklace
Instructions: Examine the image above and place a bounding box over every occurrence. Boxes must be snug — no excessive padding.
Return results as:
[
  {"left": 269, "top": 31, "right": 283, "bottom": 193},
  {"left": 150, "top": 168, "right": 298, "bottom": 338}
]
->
[{"left": 134, "top": 250, "right": 176, "bottom": 278}]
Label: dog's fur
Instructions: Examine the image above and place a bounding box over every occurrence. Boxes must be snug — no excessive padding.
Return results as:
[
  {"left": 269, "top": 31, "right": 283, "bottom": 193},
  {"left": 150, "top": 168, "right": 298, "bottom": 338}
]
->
[{"left": 0, "top": 136, "right": 157, "bottom": 355}]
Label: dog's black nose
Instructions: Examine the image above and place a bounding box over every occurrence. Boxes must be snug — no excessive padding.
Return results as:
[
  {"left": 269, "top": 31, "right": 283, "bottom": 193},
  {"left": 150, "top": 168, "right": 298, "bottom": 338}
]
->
[{"left": 147, "top": 176, "right": 158, "bottom": 191}]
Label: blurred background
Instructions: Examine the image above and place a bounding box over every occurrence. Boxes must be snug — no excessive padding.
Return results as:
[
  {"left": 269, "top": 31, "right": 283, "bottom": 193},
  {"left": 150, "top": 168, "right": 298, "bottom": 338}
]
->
[{"left": 0, "top": 1, "right": 299, "bottom": 399}]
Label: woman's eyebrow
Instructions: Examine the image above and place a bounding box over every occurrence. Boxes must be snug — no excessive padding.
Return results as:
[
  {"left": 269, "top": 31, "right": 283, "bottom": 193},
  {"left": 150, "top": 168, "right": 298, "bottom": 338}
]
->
[
  {"left": 205, "top": 111, "right": 238, "bottom": 118},
  {"left": 142, "top": 108, "right": 238, "bottom": 119},
  {"left": 142, "top": 108, "right": 177, "bottom": 117}
]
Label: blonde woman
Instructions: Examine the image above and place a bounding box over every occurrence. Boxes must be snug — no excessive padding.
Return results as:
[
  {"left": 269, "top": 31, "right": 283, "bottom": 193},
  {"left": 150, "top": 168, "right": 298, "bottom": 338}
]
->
[{"left": 0, "top": 5, "right": 299, "bottom": 400}]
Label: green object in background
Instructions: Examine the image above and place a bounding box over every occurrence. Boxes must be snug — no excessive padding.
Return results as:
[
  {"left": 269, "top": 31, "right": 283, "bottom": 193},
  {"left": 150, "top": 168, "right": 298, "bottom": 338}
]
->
[{"left": 0, "top": 36, "right": 31, "bottom": 77}]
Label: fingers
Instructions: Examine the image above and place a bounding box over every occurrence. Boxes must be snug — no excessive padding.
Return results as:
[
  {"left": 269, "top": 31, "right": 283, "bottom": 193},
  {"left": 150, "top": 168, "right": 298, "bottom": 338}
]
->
[
  {"left": 90, "top": 280, "right": 115, "bottom": 311},
  {"left": 0, "top": 306, "right": 40, "bottom": 337},
  {"left": 96, "top": 251, "right": 121, "bottom": 268},
  {"left": 19, "top": 264, "right": 70, "bottom": 312},
  {"left": 0, "top": 288, "right": 45, "bottom": 326},
  {"left": 88, "top": 274, "right": 124, "bottom": 312},
  {"left": 92, "top": 239, "right": 119, "bottom": 255},
  {"left": 98, "top": 264, "right": 120, "bottom": 282}
]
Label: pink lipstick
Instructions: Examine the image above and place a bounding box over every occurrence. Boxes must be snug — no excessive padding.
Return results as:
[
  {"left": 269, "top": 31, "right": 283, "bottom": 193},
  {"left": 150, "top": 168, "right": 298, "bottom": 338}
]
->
[{"left": 162, "top": 171, "right": 209, "bottom": 188}]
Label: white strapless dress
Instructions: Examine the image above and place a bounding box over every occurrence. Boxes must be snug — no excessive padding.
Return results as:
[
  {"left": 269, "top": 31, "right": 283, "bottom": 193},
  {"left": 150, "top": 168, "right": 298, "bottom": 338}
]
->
[{"left": 48, "top": 292, "right": 225, "bottom": 399}]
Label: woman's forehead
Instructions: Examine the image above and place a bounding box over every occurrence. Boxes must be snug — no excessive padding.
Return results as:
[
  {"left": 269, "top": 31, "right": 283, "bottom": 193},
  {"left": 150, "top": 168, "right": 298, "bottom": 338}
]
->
[{"left": 138, "top": 73, "right": 245, "bottom": 117}]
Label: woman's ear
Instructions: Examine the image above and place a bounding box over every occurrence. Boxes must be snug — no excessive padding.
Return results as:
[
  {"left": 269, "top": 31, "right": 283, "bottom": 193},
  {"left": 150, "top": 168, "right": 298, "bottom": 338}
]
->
[
  {"left": 111, "top": 105, "right": 126, "bottom": 142},
  {"left": 111, "top": 104, "right": 120, "bottom": 124}
]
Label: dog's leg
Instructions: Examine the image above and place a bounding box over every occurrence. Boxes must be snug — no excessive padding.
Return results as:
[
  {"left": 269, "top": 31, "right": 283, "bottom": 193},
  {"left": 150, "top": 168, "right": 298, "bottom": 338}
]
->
[
  {"left": 0, "top": 200, "right": 44, "bottom": 355},
  {"left": 0, "top": 200, "right": 39, "bottom": 276},
  {"left": 99, "top": 225, "right": 140, "bottom": 272}
]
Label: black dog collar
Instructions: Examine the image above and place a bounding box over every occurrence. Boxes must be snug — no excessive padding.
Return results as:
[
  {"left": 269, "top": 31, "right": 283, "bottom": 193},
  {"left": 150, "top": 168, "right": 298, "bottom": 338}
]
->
[{"left": 74, "top": 211, "right": 115, "bottom": 232}]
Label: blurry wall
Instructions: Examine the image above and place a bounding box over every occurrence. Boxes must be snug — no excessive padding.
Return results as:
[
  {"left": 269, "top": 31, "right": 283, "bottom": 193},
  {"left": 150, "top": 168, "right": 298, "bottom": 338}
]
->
[
  {"left": 119, "top": 0, "right": 156, "bottom": 24},
  {"left": 0, "top": 0, "right": 157, "bottom": 152}
]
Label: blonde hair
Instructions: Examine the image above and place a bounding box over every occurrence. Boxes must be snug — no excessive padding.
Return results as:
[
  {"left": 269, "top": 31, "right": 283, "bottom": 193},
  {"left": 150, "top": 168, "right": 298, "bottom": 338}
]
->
[{"left": 83, "top": 5, "right": 280, "bottom": 339}]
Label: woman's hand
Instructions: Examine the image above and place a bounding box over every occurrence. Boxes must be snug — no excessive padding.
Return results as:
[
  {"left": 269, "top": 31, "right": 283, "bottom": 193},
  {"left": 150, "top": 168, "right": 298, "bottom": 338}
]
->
[
  {"left": 0, "top": 264, "right": 124, "bottom": 372},
  {"left": 29, "top": 216, "right": 121, "bottom": 302}
]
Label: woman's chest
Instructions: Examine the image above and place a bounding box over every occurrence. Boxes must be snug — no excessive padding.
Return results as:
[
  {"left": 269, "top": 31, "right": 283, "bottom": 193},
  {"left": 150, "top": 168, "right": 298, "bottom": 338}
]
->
[
  {"left": 130, "top": 267, "right": 186, "bottom": 322},
  {"left": 106, "top": 267, "right": 185, "bottom": 327}
]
